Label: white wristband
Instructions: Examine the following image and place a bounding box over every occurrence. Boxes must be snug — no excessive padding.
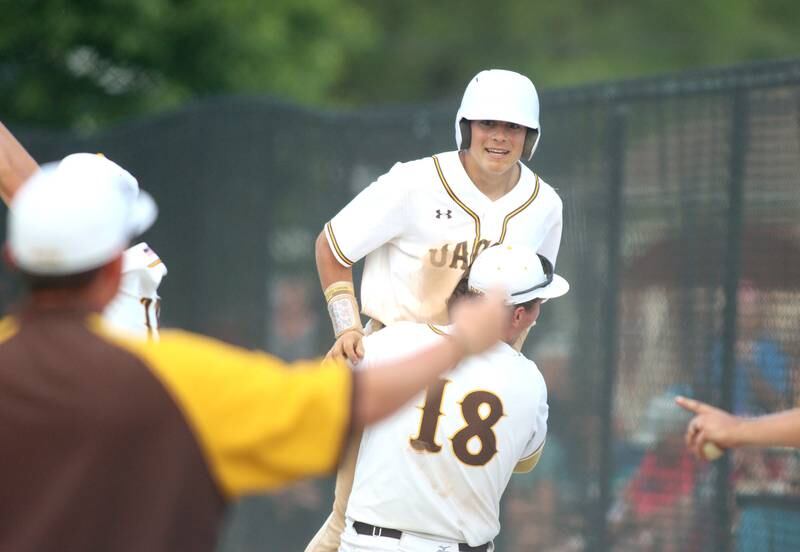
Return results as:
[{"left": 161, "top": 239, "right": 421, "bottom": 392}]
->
[{"left": 327, "top": 293, "right": 363, "bottom": 338}]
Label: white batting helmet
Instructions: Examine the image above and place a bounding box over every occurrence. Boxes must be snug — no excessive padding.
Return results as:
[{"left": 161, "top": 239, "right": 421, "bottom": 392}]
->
[
  {"left": 469, "top": 244, "right": 568, "bottom": 304},
  {"left": 455, "top": 69, "right": 541, "bottom": 161}
]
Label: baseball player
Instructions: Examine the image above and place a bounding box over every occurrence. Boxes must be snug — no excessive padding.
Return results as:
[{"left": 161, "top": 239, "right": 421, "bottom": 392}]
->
[
  {"left": 317, "top": 69, "right": 562, "bottom": 362},
  {"left": 338, "top": 244, "right": 568, "bottom": 551},
  {"left": 308, "top": 68, "right": 563, "bottom": 552},
  {"left": 0, "top": 122, "right": 166, "bottom": 339}
]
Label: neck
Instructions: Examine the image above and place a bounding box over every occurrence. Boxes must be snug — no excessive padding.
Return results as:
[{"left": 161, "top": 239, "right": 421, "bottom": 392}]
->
[
  {"left": 27, "top": 288, "right": 106, "bottom": 313},
  {"left": 460, "top": 150, "right": 521, "bottom": 201}
]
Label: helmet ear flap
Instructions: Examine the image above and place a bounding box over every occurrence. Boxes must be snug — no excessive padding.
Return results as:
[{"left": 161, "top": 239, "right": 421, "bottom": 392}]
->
[
  {"left": 459, "top": 119, "right": 471, "bottom": 150},
  {"left": 523, "top": 129, "right": 540, "bottom": 161}
]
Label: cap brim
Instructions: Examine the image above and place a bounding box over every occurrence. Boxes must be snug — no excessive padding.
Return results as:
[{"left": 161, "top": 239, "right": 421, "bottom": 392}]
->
[
  {"left": 511, "top": 274, "right": 569, "bottom": 304},
  {"left": 127, "top": 189, "right": 157, "bottom": 237}
]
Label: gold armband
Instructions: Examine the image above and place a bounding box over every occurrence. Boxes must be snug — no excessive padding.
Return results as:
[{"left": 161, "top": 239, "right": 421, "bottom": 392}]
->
[{"left": 324, "top": 281, "right": 364, "bottom": 338}]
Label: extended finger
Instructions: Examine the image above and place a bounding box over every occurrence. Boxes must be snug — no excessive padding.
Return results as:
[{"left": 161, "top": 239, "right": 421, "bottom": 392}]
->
[{"left": 675, "top": 396, "right": 708, "bottom": 414}]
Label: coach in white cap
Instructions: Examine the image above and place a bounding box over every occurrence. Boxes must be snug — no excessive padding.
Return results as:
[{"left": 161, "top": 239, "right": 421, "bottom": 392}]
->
[
  {"left": 0, "top": 122, "right": 167, "bottom": 339},
  {"left": 333, "top": 244, "right": 569, "bottom": 552},
  {"left": 0, "top": 164, "right": 510, "bottom": 552}
]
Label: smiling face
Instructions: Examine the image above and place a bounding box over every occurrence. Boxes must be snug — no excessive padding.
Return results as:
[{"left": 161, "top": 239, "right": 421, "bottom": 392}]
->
[{"left": 466, "top": 120, "right": 527, "bottom": 176}]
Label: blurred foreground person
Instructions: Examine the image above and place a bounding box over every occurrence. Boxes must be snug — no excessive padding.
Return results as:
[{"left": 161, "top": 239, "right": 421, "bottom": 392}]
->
[
  {"left": 0, "top": 122, "right": 166, "bottom": 339},
  {"left": 0, "top": 165, "right": 507, "bottom": 552}
]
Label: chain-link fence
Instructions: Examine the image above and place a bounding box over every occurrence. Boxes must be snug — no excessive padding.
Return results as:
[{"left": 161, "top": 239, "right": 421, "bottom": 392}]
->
[{"left": 2, "top": 59, "right": 800, "bottom": 551}]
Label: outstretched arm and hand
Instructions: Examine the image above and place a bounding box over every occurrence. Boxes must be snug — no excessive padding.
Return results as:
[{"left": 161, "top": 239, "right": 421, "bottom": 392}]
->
[
  {"left": 0, "top": 122, "right": 39, "bottom": 205},
  {"left": 676, "top": 395, "right": 800, "bottom": 459}
]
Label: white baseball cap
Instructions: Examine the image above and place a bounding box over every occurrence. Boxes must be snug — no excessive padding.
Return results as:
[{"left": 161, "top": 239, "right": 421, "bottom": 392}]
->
[
  {"left": 468, "top": 244, "right": 568, "bottom": 304},
  {"left": 58, "top": 153, "right": 140, "bottom": 205},
  {"left": 7, "top": 161, "right": 157, "bottom": 276}
]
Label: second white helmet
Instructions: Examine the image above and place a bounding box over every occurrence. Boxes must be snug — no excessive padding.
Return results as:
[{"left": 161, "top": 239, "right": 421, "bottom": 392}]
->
[{"left": 454, "top": 69, "right": 541, "bottom": 161}]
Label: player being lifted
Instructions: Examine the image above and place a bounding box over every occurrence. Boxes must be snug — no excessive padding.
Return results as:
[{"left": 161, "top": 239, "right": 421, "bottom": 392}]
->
[
  {"left": 0, "top": 122, "right": 167, "bottom": 339},
  {"left": 341, "top": 244, "right": 568, "bottom": 551},
  {"left": 317, "top": 69, "right": 563, "bottom": 362},
  {"left": 308, "top": 69, "right": 564, "bottom": 552}
]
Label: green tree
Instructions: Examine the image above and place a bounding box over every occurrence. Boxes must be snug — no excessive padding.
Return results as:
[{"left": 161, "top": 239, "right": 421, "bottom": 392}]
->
[
  {"left": 2, "top": 0, "right": 799, "bottom": 127},
  {"left": 0, "top": 0, "right": 375, "bottom": 128},
  {"left": 331, "top": 0, "right": 800, "bottom": 104}
]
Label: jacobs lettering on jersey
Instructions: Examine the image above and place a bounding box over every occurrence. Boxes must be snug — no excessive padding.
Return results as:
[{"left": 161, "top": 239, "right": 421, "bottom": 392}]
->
[
  {"left": 428, "top": 239, "right": 493, "bottom": 270},
  {"left": 435, "top": 209, "right": 453, "bottom": 219}
]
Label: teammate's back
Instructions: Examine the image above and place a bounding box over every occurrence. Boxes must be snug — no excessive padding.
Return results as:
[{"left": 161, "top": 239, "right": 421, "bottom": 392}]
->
[{"left": 346, "top": 322, "right": 548, "bottom": 546}]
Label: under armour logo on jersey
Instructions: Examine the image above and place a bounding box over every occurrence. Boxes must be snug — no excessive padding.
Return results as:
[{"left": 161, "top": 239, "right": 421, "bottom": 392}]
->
[
  {"left": 435, "top": 209, "right": 452, "bottom": 219},
  {"left": 436, "top": 547, "right": 451, "bottom": 552}
]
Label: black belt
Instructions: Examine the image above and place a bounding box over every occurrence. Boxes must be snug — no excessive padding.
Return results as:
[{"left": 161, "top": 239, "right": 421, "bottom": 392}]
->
[{"left": 353, "top": 521, "right": 489, "bottom": 552}]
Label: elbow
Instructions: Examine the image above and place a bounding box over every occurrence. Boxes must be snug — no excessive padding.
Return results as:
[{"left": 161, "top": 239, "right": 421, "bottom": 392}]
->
[
  {"left": 315, "top": 230, "right": 328, "bottom": 257},
  {"left": 315, "top": 230, "right": 331, "bottom": 270}
]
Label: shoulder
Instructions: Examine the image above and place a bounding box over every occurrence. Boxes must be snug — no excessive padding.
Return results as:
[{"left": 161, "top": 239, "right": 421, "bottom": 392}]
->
[
  {"left": 509, "top": 351, "right": 548, "bottom": 399},
  {"left": 384, "top": 154, "right": 444, "bottom": 180},
  {"left": 122, "top": 242, "right": 167, "bottom": 274},
  {"left": 524, "top": 169, "right": 561, "bottom": 209},
  {"left": 364, "top": 321, "right": 444, "bottom": 348},
  {"left": 96, "top": 322, "right": 275, "bottom": 369}
]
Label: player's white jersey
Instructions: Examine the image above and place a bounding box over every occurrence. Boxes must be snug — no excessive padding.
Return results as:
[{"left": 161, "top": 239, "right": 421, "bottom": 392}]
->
[
  {"left": 103, "top": 242, "right": 167, "bottom": 340},
  {"left": 324, "top": 150, "right": 562, "bottom": 326},
  {"left": 346, "top": 322, "right": 548, "bottom": 546}
]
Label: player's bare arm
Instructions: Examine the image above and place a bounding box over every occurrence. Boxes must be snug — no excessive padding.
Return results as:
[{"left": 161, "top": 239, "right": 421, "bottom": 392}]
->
[
  {"left": 316, "top": 230, "right": 365, "bottom": 361},
  {"left": 0, "top": 122, "right": 39, "bottom": 205},
  {"left": 677, "top": 396, "right": 800, "bottom": 456}
]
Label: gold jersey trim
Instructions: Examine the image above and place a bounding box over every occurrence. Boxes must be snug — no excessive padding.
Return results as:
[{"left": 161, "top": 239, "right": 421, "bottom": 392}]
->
[
  {"left": 432, "top": 155, "right": 482, "bottom": 261},
  {"left": 0, "top": 316, "right": 19, "bottom": 344},
  {"left": 427, "top": 323, "right": 447, "bottom": 336},
  {"left": 514, "top": 438, "right": 545, "bottom": 473},
  {"left": 499, "top": 174, "right": 540, "bottom": 244},
  {"left": 326, "top": 221, "right": 355, "bottom": 267}
]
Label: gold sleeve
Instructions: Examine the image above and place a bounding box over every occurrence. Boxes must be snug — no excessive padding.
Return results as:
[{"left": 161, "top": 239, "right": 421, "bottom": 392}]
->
[
  {"left": 514, "top": 440, "right": 545, "bottom": 474},
  {"left": 109, "top": 327, "right": 353, "bottom": 498}
]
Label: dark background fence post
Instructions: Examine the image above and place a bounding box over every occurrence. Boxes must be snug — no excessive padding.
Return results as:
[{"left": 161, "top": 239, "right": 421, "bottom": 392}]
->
[
  {"left": 592, "top": 105, "right": 627, "bottom": 552},
  {"left": 715, "top": 87, "right": 749, "bottom": 552}
]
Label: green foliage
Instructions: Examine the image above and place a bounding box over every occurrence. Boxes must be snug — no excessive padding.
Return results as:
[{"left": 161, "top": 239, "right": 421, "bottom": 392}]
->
[
  {"left": 0, "top": 0, "right": 375, "bottom": 129},
  {"left": 332, "top": 0, "right": 800, "bottom": 104},
  {"left": 1, "top": 0, "right": 799, "bottom": 127}
]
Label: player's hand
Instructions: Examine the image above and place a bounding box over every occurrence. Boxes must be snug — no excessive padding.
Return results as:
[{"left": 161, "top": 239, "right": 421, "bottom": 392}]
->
[
  {"left": 449, "top": 288, "right": 508, "bottom": 356},
  {"left": 325, "top": 329, "right": 365, "bottom": 362},
  {"left": 675, "top": 396, "right": 741, "bottom": 457}
]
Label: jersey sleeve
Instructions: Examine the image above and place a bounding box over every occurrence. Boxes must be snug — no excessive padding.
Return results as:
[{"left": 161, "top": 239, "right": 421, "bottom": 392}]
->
[
  {"left": 122, "top": 330, "right": 354, "bottom": 498},
  {"left": 324, "top": 162, "right": 411, "bottom": 267},
  {"left": 515, "top": 367, "right": 549, "bottom": 472},
  {"left": 537, "top": 191, "right": 563, "bottom": 267}
]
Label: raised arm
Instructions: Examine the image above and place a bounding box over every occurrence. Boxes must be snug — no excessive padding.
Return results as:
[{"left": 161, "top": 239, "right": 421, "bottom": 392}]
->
[
  {"left": 0, "top": 122, "right": 39, "bottom": 205},
  {"left": 676, "top": 396, "right": 800, "bottom": 457}
]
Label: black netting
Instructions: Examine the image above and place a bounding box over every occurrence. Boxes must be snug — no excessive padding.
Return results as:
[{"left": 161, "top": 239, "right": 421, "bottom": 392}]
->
[{"left": 2, "top": 59, "right": 800, "bottom": 551}]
